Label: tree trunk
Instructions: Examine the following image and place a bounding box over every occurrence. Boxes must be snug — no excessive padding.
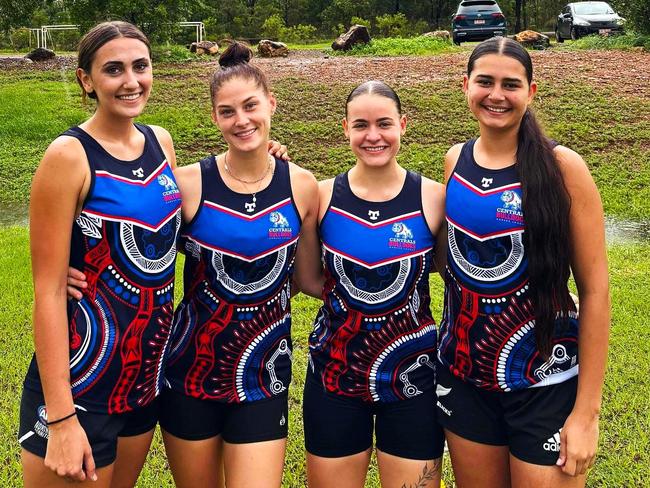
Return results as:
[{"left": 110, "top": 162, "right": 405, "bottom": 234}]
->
[{"left": 515, "top": 0, "right": 522, "bottom": 33}]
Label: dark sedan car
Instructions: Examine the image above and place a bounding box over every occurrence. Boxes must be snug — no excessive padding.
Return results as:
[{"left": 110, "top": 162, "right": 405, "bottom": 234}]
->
[
  {"left": 451, "top": 0, "right": 507, "bottom": 45},
  {"left": 556, "top": 1, "right": 625, "bottom": 41}
]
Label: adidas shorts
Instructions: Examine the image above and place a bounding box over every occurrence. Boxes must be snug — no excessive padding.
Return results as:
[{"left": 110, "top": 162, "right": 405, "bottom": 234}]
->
[
  {"left": 18, "top": 387, "right": 158, "bottom": 468},
  {"left": 435, "top": 364, "right": 578, "bottom": 465},
  {"left": 303, "top": 372, "right": 445, "bottom": 460},
  {"left": 159, "top": 387, "right": 288, "bottom": 444}
]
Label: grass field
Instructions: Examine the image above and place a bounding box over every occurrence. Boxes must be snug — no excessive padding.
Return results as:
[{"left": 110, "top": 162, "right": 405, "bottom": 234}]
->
[{"left": 0, "top": 49, "right": 648, "bottom": 486}]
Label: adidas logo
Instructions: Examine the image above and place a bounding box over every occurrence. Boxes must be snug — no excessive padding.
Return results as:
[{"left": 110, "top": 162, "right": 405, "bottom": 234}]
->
[{"left": 543, "top": 429, "right": 562, "bottom": 452}]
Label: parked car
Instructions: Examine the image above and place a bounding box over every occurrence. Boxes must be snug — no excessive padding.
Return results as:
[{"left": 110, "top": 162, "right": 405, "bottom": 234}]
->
[
  {"left": 451, "top": 0, "right": 507, "bottom": 46},
  {"left": 555, "top": 1, "right": 625, "bottom": 42}
]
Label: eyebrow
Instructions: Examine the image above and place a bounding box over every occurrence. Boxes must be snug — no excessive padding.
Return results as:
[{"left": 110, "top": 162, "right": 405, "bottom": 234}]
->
[
  {"left": 475, "top": 74, "right": 523, "bottom": 83},
  {"left": 102, "top": 57, "right": 149, "bottom": 67},
  {"left": 351, "top": 117, "right": 394, "bottom": 123},
  {"left": 216, "top": 96, "right": 259, "bottom": 109}
]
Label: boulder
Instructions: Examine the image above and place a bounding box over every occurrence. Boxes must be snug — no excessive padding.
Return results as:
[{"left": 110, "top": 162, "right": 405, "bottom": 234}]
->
[
  {"left": 514, "top": 30, "right": 550, "bottom": 49},
  {"left": 190, "top": 41, "right": 219, "bottom": 55},
  {"left": 331, "top": 25, "right": 371, "bottom": 51},
  {"left": 25, "top": 47, "right": 55, "bottom": 62},
  {"left": 258, "top": 40, "right": 289, "bottom": 58},
  {"left": 422, "top": 30, "right": 451, "bottom": 41}
]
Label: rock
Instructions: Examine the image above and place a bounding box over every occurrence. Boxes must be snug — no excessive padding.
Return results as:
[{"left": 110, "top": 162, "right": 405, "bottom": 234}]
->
[
  {"left": 331, "top": 25, "right": 371, "bottom": 51},
  {"left": 514, "top": 30, "right": 550, "bottom": 49},
  {"left": 422, "top": 30, "right": 451, "bottom": 41},
  {"left": 25, "top": 48, "right": 55, "bottom": 62},
  {"left": 190, "top": 41, "right": 219, "bottom": 55},
  {"left": 21, "top": 57, "right": 33, "bottom": 64},
  {"left": 258, "top": 40, "right": 289, "bottom": 58}
]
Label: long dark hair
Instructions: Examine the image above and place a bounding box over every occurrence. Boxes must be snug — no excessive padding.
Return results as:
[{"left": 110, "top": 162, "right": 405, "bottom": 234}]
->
[
  {"left": 210, "top": 41, "right": 270, "bottom": 107},
  {"left": 76, "top": 21, "right": 150, "bottom": 100},
  {"left": 467, "top": 37, "right": 573, "bottom": 358}
]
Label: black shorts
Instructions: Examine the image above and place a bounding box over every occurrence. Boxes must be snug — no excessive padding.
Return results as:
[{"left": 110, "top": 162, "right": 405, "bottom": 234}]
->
[
  {"left": 435, "top": 364, "right": 578, "bottom": 465},
  {"left": 18, "top": 387, "right": 158, "bottom": 468},
  {"left": 303, "top": 373, "right": 444, "bottom": 460},
  {"left": 159, "top": 387, "right": 289, "bottom": 444}
]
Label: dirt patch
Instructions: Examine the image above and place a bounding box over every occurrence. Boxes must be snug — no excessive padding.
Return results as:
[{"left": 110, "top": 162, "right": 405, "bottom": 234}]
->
[{"left": 1, "top": 49, "right": 648, "bottom": 97}]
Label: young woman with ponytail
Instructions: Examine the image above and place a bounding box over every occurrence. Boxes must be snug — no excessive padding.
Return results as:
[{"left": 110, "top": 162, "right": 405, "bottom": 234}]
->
[{"left": 436, "top": 37, "right": 609, "bottom": 487}]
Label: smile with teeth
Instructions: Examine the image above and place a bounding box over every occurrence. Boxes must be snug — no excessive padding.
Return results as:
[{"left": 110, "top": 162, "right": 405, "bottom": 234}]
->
[
  {"left": 483, "top": 105, "right": 510, "bottom": 113},
  {"left": 236, "top": 128, "right": 257, "bottom": 137},
  {"left": 362, "top": 146, "right": 388, "bottom": 152},
  {"left": 116, "top": 93, "right": 141, "bottom": 100}
]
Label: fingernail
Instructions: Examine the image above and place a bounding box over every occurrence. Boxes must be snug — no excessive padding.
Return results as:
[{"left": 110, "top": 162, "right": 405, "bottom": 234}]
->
[{"left": 92, "top": 474, "right": 97, "bottom": 481}]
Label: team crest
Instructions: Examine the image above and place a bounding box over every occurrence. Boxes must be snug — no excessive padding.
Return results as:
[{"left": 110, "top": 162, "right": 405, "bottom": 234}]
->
[
  {"left": 269, "top": 211, "right": 292, "bottom": 239},
  {"left": 388, "top": 222, "right": 416, "bottom": 250},
  {"left": 158, "top": 173, "right": 181, "bottom": 202},
  {"left": 496, "top": 190, "right": 524, "bottom": 224},
  {"left": 34, "top": 405, "right": 49, "bottom": 439}
]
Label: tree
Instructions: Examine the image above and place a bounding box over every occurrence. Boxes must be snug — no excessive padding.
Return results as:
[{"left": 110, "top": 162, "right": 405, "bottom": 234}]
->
[{"left": 0, "top": 0, "right": 41, "bottom": 31}]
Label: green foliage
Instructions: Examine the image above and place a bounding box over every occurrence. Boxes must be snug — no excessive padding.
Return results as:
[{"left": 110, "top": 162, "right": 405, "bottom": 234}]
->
[
  {"left": 151, "top": 44, "right": 206, "bottom": 62},
  {"left": 261, "top": 13, "right": 286, "bottom": 40},
  {"left": 611, "top": 0, "right": 650, "bottom": 35},
  {"left": 0, "top": 0, "right": 40, "bottom": 31},
  {"left": 331, "top": 36, "right": 456, "bottom": 56},
  {"left": 281, "top": 24, "right": 318, "bottom": 43},
  {"left": 350, "top": 16, "right": 371, "bottom": 29},
  {"left": 375, "top": 12, "right": 409, "bottom": 37},
  {"left": 571, "top": 32, "right": 650, "bottom": 51}
]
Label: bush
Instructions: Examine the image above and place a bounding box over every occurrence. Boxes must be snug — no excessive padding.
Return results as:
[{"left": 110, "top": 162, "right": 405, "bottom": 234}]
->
[
  {"left": 571, "top": 32, "right": 650, "bottom": 51},
  {"left": 331, "top": 36, "right": 455, "bottom": 56},
  {"left": 151, "top": 44, "right": 201, "bottom": 63},
  {"left": 375, "top": 13, "right": 408, "bottom": 37},
  {"left": 350, "top": 16, "right": 371, "bottom": 30},
  {"left": 261, "top": 13, "right": 285, "bottom": 40},
  {"left": 282, "top": 24, "right": 318, "bottom": 43}
]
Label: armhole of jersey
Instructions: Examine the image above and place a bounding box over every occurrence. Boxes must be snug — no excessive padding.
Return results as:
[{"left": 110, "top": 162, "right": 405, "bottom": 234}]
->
[
  {"left": 446, "top": 140, "right": 471, "bottom": 189},
  {"left": 61, "top": 130, "right": 96, "bottom": 213},
  {"left": 318, "top": 174, "right": 341, "bottom": 231},
  {"left": 284, "top": 160, "right": 304, "bottom": 228},
  {"left": 184, "top": 156, "right": 211, "bottom": 229},
  {"left": 413, "top": 171, "right": 436, "bottom": 244}
]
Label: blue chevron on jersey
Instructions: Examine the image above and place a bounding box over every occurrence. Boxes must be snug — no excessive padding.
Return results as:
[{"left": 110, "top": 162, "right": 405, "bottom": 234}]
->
[
  {"left": 185, "top": 198, "right": 300, "bottom": 261},
  {"left": 446, "top": 173, "right": 524, "bottom": 241},
  {"left": 85, "top": 160, "right": 181, "bottom": 231},
  {"left": 323, "top": 207, "right": 433, "bottom": 268}
]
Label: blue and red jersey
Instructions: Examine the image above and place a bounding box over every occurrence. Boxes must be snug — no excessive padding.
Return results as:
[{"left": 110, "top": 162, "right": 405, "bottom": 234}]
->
[
  {"left": 166, "top": 156, "right": 300, "bottom": 403},
  {"left": 439, "top": 138, "right": 579, "bottom": 392},
  {"left": 309, "top": 171, "right": 438, "bottom": 403},
  {"left": 24, "top": 124, "right": 182, "bottom": 414}
]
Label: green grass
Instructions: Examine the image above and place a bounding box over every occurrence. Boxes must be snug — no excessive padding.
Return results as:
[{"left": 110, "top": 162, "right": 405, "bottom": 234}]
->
[
  {"left": 331, "top": 36, "right": 459, "bottom": 56},
  {"left": 0, "top": 228, "right": 647, "bottom": 486},
  {"left": 569, "top": 32, "right": 650, "bottom": 51}
]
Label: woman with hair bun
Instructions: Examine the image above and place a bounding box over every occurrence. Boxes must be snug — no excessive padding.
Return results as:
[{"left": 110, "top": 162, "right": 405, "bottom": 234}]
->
[
  {"left": 19, "top": 21, "right": 181, "bottom": 487},
  {"left": 436, "top": 37, "right": 609, "bottom": 487},
  {"left": 158, "top": 41, "right": 320, "bottom": 487}
]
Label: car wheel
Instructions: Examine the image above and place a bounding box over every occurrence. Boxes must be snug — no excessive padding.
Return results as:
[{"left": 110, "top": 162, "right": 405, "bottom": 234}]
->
[
  {"left": 570, "top": 27, "right": 579, "bottom": 41},
  {"left": 555, "top": 28, "right": 564, "bottom": 43}
]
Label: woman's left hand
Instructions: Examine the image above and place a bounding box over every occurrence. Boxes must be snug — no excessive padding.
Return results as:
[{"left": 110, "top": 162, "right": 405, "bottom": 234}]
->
[
  {"left": 556, "top": 409, "right": 599, "bottom": 476},
  {"left": 268, "top": 140, "right": 290, "bottom": 160}
]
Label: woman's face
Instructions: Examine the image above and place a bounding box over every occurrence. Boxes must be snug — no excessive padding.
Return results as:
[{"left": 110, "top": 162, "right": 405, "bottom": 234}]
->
[
  {"left": 343, "top": 93, "right": 406, "bottom": 169},
  {"left": 77, "top": 37, "right": 152, "bottom": 119},
  {"left": 463, "top": 53, "right": 536, "bottom": 132},
  {"left": 211, "top": 76, "right": 276, "bottom": 154}
]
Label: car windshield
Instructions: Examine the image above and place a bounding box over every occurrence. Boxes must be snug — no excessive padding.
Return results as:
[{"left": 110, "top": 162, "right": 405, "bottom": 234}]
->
[
  {"left": 573, "top": 2, "right": 614, "bottom": 15},
  {"left": 458, "top": 1, "right": 500, "bottom": 12}
]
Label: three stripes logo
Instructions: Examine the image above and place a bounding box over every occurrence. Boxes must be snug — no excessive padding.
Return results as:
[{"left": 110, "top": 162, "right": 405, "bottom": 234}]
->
[{"left": 543, "top": 428, "right": 562, "bottom": 452}]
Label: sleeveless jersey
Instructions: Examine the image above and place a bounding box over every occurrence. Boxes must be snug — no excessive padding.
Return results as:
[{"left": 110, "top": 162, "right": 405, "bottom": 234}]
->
[
  {"left": 24, "top": 124, "right": 182, "bottom": 414},
  {"left": 166, "top": 156, "right": 300, "bottom": 403},
  {"left": 439, "top": 139, "right": 579, "bottom": 392},
  {"left": 309, "top": 171, "right": 437, "bottom": 403}
]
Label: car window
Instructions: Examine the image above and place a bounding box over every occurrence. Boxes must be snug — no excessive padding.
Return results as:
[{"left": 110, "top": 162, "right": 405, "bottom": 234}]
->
[
  {"left": 458, "top": 0, "right": 501, "bottom": 13},
  {"left": 573, "top": 2, "right": 614, "bottom": 14}
]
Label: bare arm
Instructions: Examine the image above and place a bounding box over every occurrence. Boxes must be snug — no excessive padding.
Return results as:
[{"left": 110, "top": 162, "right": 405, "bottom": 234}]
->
[
  {"left": 290, "top": 164, "right": 323, "bottom": 298},
  {"left": 554, "top": 146, "right": 610, "bottom": 477},
  {"left": 174, "top": 162, "right": 202, "bottom": 224},
  {"left": 151, "top": 125, "right": 177, "bottom": 169},
  {"left": 30, "top": 136, "right": 96, "bottom": 481}
]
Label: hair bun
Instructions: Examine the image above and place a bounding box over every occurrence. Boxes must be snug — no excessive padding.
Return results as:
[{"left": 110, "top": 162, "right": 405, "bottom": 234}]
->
[{"left": 219, "top": 41, "right": 253, "bottom": 68}]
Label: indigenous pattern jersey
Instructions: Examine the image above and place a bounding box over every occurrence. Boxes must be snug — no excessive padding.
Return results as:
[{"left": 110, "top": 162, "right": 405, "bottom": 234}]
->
[
  {"left": 439, "top": 139, "right": 579, "bottom": 392},
  {"left": 24, "top": 124, "right": 182, "bottom": 414},
  {"left": 309, "top": 171, "right": 437, "bottom": 403},
  {"left": 166, "top": 156, "right": 300, "bottom": 403}
]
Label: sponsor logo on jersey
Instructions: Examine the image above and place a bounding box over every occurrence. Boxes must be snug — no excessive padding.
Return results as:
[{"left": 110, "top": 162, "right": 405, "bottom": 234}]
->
[
  {"left": 157, "top": 173, "right": 181, "bottom": 203},
  {"left": 435, "top": 384, "right": 453, "bottom": 416},
  {"left": 368, "top": 210, "right": 380, "bottom": 221},
  {"left": 496, "top": 190, "right": 524, "bottom": 225},
  {"left": 280, "top": 414, "right": 286, "bottom": 426},
  {"left": 543, "top": 428, "right": 562, "bottom": 452},
  {"left": 389, "top": 222, "right": 416, "bottom": 250},
  {"left": 481, "top": 177, "right": 493, "bottom": 188},
  {"left": 268, "top": 211, "right": 292, "bottom": 239},
  {"left": 132, "top": 167, "right": 145, "bottom": 178}
]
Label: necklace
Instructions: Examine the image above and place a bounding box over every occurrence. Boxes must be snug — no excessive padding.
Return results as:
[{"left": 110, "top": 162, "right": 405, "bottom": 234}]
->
[{"left": 223, "top": 152, "right": 274, "bottom": 213}]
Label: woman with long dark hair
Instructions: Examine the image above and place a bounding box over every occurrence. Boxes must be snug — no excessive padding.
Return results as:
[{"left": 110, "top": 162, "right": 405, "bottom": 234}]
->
[{"left": 436, "top": 37, "right": 609, "bottom": 487}]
